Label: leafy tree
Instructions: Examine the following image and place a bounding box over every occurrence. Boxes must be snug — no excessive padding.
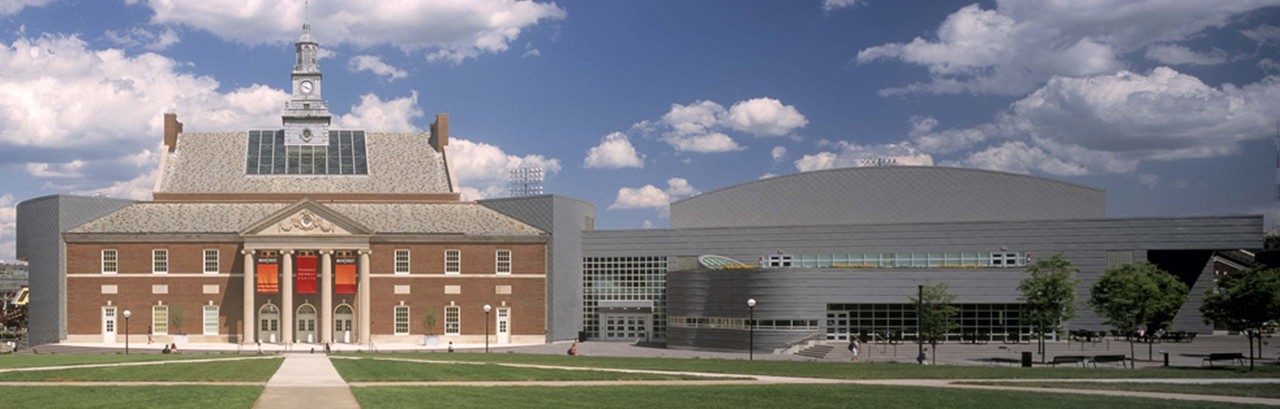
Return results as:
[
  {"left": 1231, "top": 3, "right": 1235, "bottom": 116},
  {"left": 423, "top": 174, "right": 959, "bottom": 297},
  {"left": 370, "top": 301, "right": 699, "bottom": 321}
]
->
[
  {"left": 910, "top": 282, "right": 958, "bottom": 364},
  {"left": 422, "top": 310, "right": 438, "bottom": 335},
  {"left": 169, "top": 306, "right": 186, "bottom": 335},
  {"left": 1089, "top": 262, "right": 1189, "bottom": 364},
  {"left": 1018, "top": 254, "right": 1080, "bottom": 363},
  {"left": 1201, "top": 267, "right": 1280, "bottom": 370}
]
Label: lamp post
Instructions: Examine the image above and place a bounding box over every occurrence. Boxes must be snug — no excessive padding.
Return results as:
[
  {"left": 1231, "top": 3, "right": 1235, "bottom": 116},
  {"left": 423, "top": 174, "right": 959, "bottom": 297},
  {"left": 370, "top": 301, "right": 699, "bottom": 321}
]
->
[
  {"left": 916, "top": 284, "right": 924, "bottom": 365},
  {"left": 747, "top": 298, "right": 756, "bottom": 361},
  {"left": 123, "top": 310, "right": 132, "bottom": 355},
  {"left": 483, "top": 304, "right": 492, "bottom": 353}
]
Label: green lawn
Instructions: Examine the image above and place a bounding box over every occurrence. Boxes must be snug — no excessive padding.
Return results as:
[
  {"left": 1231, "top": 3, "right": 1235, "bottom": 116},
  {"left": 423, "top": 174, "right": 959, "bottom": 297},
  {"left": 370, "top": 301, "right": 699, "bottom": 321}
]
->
[
  {"left": 351, "top": 384, "right": 1267, "bottom": 409},
  {"left": 0, "top": 353, "right": 248, "bottom": 369},
  {"left": 963, "top": 381, "right": 1280, "bottom": 399},
  {"left": 0, "top": 357, "right": 282, "bottom": 382},
  {"left": 347, "top": 352, "right": 1280, "bottom": 380},
  {"left": 0, "top": 386, "right": 262, "bottom": 409},
  {"left": 333, "top": 358, "right": 722, "bottom": 382}
]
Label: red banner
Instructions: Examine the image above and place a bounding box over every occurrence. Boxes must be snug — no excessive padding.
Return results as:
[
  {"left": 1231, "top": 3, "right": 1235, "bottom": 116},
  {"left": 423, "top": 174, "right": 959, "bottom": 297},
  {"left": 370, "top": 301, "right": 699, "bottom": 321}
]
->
[
  {"left": 296, "top": 256, "right": 317, "bottom": 294},
  {"left": 256, "top": 257, "right": 279, "bottom": 294},
  {"left": 335, "top": 258, "right": 356, "bottom": 294}
]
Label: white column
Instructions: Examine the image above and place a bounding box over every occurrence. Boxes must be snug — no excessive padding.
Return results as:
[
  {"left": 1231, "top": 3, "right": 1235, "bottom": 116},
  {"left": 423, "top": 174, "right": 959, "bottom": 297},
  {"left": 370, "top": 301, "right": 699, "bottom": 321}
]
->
[
  {"left": 281, "top": 250, "right": 294, "bottom": 344},
  {"left": 358, "top": 249, "right": 371, "bottom": 344},
  {"left": 320, "top": 250, "right": 333, "bottom": 344},
  {"left": 241, "top": 249, "right": 255, "bottom": 344}
]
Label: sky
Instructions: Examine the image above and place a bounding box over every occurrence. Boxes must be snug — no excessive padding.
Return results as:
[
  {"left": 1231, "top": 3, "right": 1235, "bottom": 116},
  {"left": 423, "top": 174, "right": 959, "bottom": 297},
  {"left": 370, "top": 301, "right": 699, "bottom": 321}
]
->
[{"left": 1, "top": 0, "right": 1279, "bottom": 263}]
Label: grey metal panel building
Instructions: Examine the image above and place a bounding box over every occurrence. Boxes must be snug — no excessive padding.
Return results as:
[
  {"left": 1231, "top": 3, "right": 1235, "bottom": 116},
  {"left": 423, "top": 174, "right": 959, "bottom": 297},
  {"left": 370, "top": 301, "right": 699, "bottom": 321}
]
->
[
  {"left": 672, "top": 166, "right": 1105, "bottom": 229},
  {"left": 585, "top": 215, "right": 1262, "bottom": 350},
  {"left": 15, "top": 195, "right": 134, "bottom": 346},
  {"left": 480, "top": 195, "right": 596, "bottom": 341}
]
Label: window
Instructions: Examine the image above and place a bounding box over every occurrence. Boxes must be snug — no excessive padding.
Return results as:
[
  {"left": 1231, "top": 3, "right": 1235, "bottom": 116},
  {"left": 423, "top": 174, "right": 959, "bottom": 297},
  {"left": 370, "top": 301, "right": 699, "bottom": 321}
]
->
[
  {"left": 444, "top": 306, "right": 460, "bottom": 335},
  {"left": 394, "top": 250, "right": 411, "bottom": 274},
  {"left": 767, "top": 254, "right": 792, "bottom": 268},
  {"left": 152, "top": 249, "right": 169, "bottom": 274},
  {"left": 203, "top": 249, "right": 219, "bottom": 274},
  {"left": 1106, "top": 250, "right": 1134, "bottom": 267},
  {"left": 245, "top": 129, "right": 368, "bottom": 175},
  {"left": 152, "top": 305, "right": 169, "bottom": 335},
  {"left": 101, "top": 249, "right": 118, "bottom": 274},
  {"left": 445, "top": 250, "right": 461, "bottom": 274},
  {"left": 203, "top": 305, "right": 219, "bottom": 336},
  {"left": 496, "top": 250, "right": 512, "bottom": 275},
  {"left": 394, "top": 305, "right": 410, "bottom": 335}
]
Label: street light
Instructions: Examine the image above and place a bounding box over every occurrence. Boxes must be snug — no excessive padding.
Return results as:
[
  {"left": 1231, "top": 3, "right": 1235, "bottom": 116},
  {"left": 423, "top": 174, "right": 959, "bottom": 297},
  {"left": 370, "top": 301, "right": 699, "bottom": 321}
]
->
[
  {"left": 747, "top": 298, "right": 756, "bottom": 361},
  {"left": 483, "top": 304, "right": 492, "bottom": 353},
  {"left": 122, "top": 310, "right": 132, "bottom": 355}
]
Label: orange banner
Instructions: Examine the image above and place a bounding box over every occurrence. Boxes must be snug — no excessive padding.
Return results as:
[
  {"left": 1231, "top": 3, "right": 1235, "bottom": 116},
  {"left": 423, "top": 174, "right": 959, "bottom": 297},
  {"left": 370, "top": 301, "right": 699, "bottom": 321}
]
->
[
  {"left": 335, "top": 262, "right": 356, "bottom": 294},
  {"left": 296, "top": 256, "right": 317, "bottom": 294},
  {"left": 257, "top": 260, "right": 279, "bottom": 294}
]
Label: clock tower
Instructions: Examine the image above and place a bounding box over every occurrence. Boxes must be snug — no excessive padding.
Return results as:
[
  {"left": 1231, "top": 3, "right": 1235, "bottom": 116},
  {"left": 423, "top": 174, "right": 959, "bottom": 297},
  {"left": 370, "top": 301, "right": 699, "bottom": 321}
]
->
[{"left": 282, "top": 23, "right": 332, "bottom": 146}]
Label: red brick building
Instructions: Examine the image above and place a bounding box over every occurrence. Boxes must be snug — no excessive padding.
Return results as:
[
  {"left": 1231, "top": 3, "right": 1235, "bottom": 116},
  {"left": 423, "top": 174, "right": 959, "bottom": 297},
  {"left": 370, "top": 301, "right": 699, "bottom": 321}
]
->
[{"left": 60, "top": 24, "right": 547, "bottom": 346}]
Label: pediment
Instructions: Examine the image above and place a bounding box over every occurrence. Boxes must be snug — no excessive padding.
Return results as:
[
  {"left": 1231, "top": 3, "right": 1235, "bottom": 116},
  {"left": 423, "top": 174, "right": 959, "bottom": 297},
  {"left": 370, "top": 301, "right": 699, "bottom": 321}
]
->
[{"left": 240, "top": 198, "right": 372, "bottom": 237}]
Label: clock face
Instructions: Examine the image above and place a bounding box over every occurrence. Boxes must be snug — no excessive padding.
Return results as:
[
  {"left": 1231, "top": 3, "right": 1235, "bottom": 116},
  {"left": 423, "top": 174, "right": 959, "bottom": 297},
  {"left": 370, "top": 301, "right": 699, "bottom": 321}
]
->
[
  {"left": 300, "top": 80, "right": 314, "bottom": 94},
  {"left": 302, "top": 128, "right": 313, "bottom": 142}
]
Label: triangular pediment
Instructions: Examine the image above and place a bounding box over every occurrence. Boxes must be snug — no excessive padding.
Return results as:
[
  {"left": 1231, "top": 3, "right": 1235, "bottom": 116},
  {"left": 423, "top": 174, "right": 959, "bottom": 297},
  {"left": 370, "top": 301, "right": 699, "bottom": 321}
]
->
[{"left": 240, "top": 198, "right": 372, "bottom": 236}]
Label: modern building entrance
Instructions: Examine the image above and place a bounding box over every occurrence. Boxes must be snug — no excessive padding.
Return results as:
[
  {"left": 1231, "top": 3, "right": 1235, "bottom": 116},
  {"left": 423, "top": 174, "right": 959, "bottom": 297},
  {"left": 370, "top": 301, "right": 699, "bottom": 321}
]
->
[
  {"left": 259, "top": 303, "right": 280, "bottom": 343},
  {"left": 297, "top": 304, "right": 317, "bottom": 343},
  {"left": 600, "top": 313, "right": 649, "bottom": 342},
  {"left": 334, "top": 304, "right": 354, "bottom": 343}
]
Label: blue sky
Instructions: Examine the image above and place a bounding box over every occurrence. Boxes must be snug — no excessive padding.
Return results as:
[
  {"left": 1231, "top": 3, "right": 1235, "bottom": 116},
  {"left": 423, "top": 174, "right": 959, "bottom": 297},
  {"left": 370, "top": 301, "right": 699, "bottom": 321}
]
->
[{"left": 1, "top": 0, "right": 1279, "bottom": 262}]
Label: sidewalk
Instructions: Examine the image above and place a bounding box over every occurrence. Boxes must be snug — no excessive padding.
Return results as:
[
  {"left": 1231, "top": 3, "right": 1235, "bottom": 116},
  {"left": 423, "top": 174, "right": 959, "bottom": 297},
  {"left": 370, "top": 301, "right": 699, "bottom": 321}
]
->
[{"left": 254, "top": 353, "right": 360, "bottom": 409}]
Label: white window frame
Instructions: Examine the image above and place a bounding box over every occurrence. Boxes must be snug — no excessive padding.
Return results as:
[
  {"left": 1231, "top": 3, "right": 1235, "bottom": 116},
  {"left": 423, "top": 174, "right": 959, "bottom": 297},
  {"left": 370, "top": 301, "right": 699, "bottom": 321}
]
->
[
  {"left": 445, "top": 249, "right": 461, "bottom": 275},
  {"left": 152, "top": 249, "right": 169, "bottom": 275},
  {"left": 495, "top": 249, "right": 512, "bottom": 275},
  {"left": 101, "top": 249, "right": 118, "bottom": 275},
  {"left": 203, "top": 249, "right": 219, "bottom": 275},
  {"left": 444, "top": 306, "right": 460, "bottom": 335},
  {"left": 393, "top": 305, "right": 410, "bottom": 335},
  {"left": 152, "top": 305, "right": 169, "bottom": 335},
  {"left": 203, "top": 305, "right": 219, "bottom": 336},
  {"left": 394, "top": 249, "right": 411, "bottom": 275}
]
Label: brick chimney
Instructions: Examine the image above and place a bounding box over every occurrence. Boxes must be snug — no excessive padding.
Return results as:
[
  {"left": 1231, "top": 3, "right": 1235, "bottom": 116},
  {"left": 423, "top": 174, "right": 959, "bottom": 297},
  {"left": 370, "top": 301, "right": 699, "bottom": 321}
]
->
[
  {"left": 163, "top": 113, "right": 184, "bottom": 152},
  {"left": 429, "top": 113, "right": 449, "bottom": 153}
]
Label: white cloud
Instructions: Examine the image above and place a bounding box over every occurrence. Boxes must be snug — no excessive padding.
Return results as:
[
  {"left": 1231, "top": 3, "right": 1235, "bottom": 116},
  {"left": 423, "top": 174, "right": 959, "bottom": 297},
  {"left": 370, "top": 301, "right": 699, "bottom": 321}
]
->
[
  {"left": 335, "top": 92, "right": 423, "bottom": 131},
  {"left": 723, "top": 98, "right": 808, "bottom": 137},
  {"left": 584, "top": 132, "right": 644, "bottom": 169},
  {"left": 348, "top": 55, "right": 408, "bottom": 81},
  {"left": 608, "top": 178, "right": 699, "bottom": 216},
  {"left": 907, "top": 116, "right": 990, "bottom": 154},
  {"left": 1242, "top": 24, "right": 1280, "bottom": 48},
  {"left": 104, "top": 27, "right": 181, "bottom": 51},
  {"left": 1260, "top": 58, "right": 1280, "bottom": 74},
  {"left": 0, "top": 193, "right": 15, "bottom": 262},
  {"left": 641, "top": 220, "right": 655, "bottom": 229},
  {"left": 1144, "top": 44, "right": 1229, "bottom": 66},
  {"left": 794, "top": 141, "right": 934, "bottom": 172},
  {"left": 665, "top": 132, "right": 742, "bottom": 153},
  {"left": 771, "top": 146, "right": 787, "bottom": 161},
  {"left": 141, "top": 0, "right": 566, "bottom": 64},
  {"left": 857, "top": 1, "right": 1280, "bottom": 95},
  {"left": 0, "top": 0, "right": 51, "bottom": 16},
  {"left": 822, "top": 0, "right": 863, "bottom": 11},
  {"left": 945, "top": 141, "right": 1094, "bottom": 176},
  {"left": 25, "top": 160, "right": 86, "bottom": 178},
  {"left": 449, "top": 139, "right": 562, "bottom": 201},
  {"left": 522, "top": 42, "right": 541, "bottom": 58}
]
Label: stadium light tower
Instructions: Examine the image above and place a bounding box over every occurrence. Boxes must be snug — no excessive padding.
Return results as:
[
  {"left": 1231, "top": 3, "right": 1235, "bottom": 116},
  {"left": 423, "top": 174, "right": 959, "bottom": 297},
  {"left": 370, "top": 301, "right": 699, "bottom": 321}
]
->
[{"left": 509, "top": 167, "right": 544, "bottom": 197}]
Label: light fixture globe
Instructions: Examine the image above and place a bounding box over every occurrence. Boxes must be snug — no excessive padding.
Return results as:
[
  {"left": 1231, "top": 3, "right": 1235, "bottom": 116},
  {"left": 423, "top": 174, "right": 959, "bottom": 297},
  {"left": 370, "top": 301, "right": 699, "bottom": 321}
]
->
[
  {"left": 483, "top": 304, "right": 492, "bottom": 313},
  {"left": 747, "top": 298, "right": 756, "bottom": 308},
  {"left": 123, "top": 310, "right": 132, "bottom": 318}
]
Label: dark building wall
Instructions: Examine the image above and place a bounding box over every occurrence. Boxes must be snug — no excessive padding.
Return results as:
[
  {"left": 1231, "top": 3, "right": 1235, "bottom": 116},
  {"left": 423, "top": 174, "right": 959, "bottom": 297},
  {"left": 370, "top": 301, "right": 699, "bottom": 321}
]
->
[{"left": 480, "top": 195, "right": 595, "bottom": 341}]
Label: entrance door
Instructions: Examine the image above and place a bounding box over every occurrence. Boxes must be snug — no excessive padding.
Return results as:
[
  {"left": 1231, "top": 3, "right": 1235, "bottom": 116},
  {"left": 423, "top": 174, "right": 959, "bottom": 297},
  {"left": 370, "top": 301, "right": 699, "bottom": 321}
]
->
[
  {"left": 333, "top": 305, "right": 354, "bottom": 343},
  {"left": 102, "top": 306, "right": 117, "bottom": 344},
  {"left": 496, "top": 308, "right": 510, "bottom": 344},
  {"left": 297, "top": 304, "right": 317, "bottom": 343},
  {"left": 601, "top": 313, "right": 649, "bottom": 342},
  {"left": 259, "top": 303, "right": 280, "bottom": 343}
]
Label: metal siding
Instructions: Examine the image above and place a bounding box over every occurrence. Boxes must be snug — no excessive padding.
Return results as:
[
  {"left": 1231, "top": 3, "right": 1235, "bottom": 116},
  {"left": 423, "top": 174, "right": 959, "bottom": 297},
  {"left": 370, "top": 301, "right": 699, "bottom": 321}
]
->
[{"left": 672, "top": 167, "right": 1105, "bottom": 228}]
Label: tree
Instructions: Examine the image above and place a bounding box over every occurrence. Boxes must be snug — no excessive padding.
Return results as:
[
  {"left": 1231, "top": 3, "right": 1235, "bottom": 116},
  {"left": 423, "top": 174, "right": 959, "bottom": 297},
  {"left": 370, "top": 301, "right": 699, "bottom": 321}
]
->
[
  {"left": 1018, "top": 254, "right": 1080, "bottom": 363},
  {"left": 1088, "top": 262, "right": 1189, "bottom": 364},
  {"left": 422, "top": 310, "right": 438, "bottom": 335},
  {"left": 169, "top": 306, "right": 186, "bottom": 335},
  {"left": 910, "top": 282, "right": 957, "bottom": 364},
  {"left": 1201, "top": 266, "right": 1280, "bottom": 370}
]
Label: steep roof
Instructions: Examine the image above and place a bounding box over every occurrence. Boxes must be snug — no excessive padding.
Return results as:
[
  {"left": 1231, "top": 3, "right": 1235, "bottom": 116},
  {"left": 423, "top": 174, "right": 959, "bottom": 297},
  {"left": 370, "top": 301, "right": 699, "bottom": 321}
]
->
[{"left": 156, "top": 131, "right": 452, "bottom": 195}]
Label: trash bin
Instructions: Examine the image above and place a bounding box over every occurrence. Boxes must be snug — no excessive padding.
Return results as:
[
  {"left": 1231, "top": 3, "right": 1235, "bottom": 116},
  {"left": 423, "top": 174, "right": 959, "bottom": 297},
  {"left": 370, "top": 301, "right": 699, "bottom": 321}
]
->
[
  {"left": 1021, "top": 351, "right": 1032, "bottom": 367},
  {"left": 578, "top": 331, "right": 587, "bottom": 342}
]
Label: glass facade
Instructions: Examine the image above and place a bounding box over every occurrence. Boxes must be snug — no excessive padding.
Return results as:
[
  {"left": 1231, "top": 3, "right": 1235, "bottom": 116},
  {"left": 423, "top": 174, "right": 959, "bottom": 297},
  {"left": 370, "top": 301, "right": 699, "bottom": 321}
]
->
[
  {"left": 825, "top": 303, "right": 1031, "bottom": 342},
  {"left": 787, "top": 252, "right": 1027, "bottom": 268},
  {"left": 245, "top": 130, "right": 368, "bottom": 175},
  {"left": 583, "top": 256, "right": 667, "bottom": 341}
]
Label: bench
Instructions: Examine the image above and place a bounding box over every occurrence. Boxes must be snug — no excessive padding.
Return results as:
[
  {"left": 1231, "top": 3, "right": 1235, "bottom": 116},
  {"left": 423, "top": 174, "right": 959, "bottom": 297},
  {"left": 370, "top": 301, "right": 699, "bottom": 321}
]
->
[
  {"left": 1092, "top": 354, "right": 1128, "bottom": 368},
  {"left": 1203, "top": 353, "right": 1245, "bottom": 367},
  {"left": 1051, "top": 355, "right": 1087, "bottom": 367}
]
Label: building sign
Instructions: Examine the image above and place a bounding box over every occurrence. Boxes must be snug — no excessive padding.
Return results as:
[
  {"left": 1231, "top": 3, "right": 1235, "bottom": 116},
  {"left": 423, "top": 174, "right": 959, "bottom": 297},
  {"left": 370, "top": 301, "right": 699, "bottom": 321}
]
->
[
  {"left": 336, "top": 256, "right": 356, "bottom": 294},
  {"left": 296, "top": 255, "right": 317, "bottom": 294},
  {"left": 257, "top": 255, "right": 279, "bottom": 294}
]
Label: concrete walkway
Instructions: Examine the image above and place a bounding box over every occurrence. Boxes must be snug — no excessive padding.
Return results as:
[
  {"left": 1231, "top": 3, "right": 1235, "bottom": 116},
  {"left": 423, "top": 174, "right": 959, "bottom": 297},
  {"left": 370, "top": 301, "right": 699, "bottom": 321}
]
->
[{"left": 254, "top": 353, "right": 360, "bottom": 409}]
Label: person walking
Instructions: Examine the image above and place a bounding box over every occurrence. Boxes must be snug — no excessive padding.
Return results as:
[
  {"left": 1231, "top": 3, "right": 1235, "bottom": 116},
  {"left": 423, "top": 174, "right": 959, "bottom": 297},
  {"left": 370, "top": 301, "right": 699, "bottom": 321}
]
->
[{"left": 848, "top": 337, "right": 860, "bottom": 363}]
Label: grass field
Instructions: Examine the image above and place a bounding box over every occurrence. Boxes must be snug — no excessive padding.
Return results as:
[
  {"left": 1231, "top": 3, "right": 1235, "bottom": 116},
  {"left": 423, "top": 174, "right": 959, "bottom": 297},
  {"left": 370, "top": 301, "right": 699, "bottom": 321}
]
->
[
  {"left": 962, "top": 381, "right": 1280, "bottom": 399},
  {"left": 349, "top": 352, "right": 1280, "bottom": 380},
  {"left": 0, "top": 353, "right": 247, "bottom": 369},
  {"left": 0, "top": 357, "right": 282, "bottom": 382},
  {"left": 350, "top": 384, "right": 1266, "bottom": 409},
  {"left": 332, "top": 358, "right": 724, "bottom": 382},
  {"left": 0, "top": 386, "right": 263, "bottom": 409}
]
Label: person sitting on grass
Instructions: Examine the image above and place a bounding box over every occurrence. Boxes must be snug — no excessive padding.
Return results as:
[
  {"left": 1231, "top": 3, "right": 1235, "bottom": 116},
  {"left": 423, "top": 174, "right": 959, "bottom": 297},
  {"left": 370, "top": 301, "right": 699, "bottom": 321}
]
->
[
  {"left": 568, "top": 341, "right": 579, "bottom": 356},
  {"left": 162, "top": 344, "right": 171, "bottom": 354}
]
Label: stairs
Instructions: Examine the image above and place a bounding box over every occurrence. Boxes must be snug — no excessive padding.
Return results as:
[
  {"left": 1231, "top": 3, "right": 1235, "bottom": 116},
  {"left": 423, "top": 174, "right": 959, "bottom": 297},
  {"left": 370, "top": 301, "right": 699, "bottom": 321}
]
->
[{"left": 796, "top": 343, "right": 834, "bottom": 359}]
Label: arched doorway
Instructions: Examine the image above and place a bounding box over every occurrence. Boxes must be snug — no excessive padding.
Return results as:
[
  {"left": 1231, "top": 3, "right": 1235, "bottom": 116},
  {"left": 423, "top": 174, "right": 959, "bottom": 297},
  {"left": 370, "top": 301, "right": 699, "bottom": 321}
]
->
[
  {"left": 259, "top": 303, "right": 280, "bottom": 344},
  {"left": 334, "top": 304, "right": 354, "bottom": 343},
  {"left": 297, "top": 303, "right": 317, "bottom": 343}
]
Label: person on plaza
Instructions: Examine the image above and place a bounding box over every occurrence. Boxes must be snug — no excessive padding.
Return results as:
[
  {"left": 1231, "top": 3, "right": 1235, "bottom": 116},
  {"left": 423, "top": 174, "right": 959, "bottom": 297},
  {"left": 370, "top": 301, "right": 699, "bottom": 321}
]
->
[
  {"left": 917, "top": 347, "right": 929, "bottom": 365},
  {"left": 848, "top": 337, "right": 861, "bottom": 363},
  {"left": 447, "top": 341, "right": 454, "bottom": 353},
  {"left": 147, "top": 326, "right": 153, "bottom": 345},
  {"left": 568, "top": 341, "right": 579, "bottom": 356}
]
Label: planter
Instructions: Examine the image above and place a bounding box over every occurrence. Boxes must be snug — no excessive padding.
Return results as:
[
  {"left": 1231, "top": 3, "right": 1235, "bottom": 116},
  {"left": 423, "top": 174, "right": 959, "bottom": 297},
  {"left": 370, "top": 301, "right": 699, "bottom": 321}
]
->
[{"left": 423, "top": 334, "right": 440, "bottom": 346}]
